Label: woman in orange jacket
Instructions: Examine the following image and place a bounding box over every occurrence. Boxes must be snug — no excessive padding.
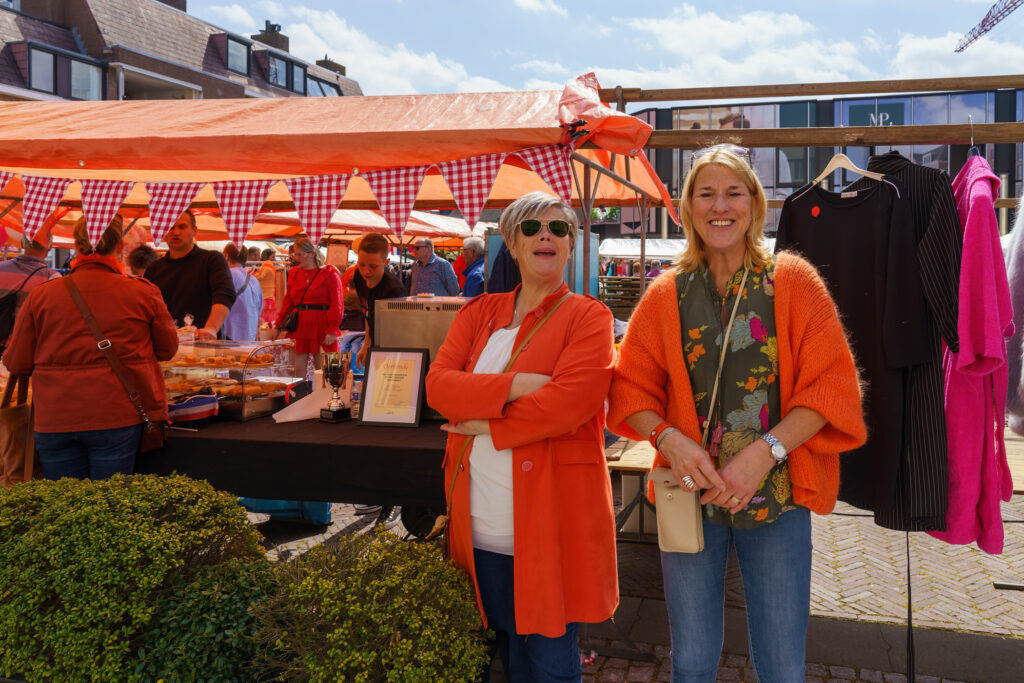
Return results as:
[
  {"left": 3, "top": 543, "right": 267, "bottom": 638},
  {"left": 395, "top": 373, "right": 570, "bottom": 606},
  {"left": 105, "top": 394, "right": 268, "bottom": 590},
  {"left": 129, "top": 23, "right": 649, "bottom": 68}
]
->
[
  {"left": 608, "top": 145, "right": 866, "bottom": 682},
  {"left": 426, "top": 192, "right": 617, "bottom": 682}
]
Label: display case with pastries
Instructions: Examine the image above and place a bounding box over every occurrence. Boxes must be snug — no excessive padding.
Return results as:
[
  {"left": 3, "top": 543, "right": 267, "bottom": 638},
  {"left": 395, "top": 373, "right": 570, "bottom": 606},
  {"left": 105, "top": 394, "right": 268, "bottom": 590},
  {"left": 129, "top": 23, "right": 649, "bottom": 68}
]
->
[{"left": 160, "top": 339, "right": 301, "bottom": 421}]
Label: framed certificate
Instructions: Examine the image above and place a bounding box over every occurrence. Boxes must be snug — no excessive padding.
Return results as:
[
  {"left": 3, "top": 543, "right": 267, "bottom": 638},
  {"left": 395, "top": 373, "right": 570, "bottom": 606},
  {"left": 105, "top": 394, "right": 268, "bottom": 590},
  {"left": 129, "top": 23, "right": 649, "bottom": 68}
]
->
[{"left": 358, "top": 348, "right": 430, "bottom": 427}]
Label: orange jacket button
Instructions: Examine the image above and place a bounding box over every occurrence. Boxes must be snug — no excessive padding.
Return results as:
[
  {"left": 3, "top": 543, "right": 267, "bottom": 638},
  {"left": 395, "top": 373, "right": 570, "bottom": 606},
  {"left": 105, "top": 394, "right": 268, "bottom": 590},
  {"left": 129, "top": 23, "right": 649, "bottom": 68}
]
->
[{"left": 521, "top": 461, "right": 533, "bottom": 472}]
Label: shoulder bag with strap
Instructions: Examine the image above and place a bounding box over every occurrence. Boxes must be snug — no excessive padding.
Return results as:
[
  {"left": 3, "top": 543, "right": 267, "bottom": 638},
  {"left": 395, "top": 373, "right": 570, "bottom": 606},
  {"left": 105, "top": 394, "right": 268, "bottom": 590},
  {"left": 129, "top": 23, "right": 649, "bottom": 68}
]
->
[
  {"left": 649, "top": 267, "right": 749, "bottom": 553},
  {"left": 279, "top": 267, "right": 323, "bottom": 333},
  {"left": 0, "top": 375, "right": 42, "bottom": 486},
  {"left": 63, "top": 276, "right": 166, "bottom": 453},
  {"left": 426, "top": 291, "right": 573, "bottom": 550},
  {"left": 235, "top": 271, "right": 253, "bottom": 298},
  {"left": 0, "top": 264, "right": 47, "bottom": 350}
]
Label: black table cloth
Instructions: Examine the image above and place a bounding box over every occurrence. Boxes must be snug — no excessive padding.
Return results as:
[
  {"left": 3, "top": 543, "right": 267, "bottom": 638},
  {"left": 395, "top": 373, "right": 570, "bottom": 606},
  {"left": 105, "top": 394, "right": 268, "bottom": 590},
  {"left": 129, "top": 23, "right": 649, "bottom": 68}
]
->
[{"left": 135, "top": 417, "right": 447, "bottom": 508}]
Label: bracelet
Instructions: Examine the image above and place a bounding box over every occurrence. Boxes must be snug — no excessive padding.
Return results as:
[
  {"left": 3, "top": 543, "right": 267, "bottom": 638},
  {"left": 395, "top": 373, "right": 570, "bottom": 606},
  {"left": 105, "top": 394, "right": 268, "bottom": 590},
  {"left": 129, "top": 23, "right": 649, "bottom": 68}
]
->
[
  {"left": 649, "top": 421, "right": 672, "bottom": 448},
  {"left": 655, "top": 427, "right": 678, "bottom": 451}
]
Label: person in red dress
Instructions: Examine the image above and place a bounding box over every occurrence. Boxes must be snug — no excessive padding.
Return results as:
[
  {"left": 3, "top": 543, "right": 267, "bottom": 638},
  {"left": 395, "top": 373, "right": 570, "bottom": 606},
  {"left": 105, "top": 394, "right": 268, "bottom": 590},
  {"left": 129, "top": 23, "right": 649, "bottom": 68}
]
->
[{"left": 274, "top": 236, "right": 343, "bottom": 378}]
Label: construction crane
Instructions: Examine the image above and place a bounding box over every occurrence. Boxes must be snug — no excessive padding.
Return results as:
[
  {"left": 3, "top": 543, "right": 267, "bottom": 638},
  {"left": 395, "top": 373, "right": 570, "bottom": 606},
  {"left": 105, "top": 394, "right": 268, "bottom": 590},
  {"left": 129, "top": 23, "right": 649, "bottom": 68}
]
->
[{"left": 956, "top": 0, "right": 1024, "bottom": 52}]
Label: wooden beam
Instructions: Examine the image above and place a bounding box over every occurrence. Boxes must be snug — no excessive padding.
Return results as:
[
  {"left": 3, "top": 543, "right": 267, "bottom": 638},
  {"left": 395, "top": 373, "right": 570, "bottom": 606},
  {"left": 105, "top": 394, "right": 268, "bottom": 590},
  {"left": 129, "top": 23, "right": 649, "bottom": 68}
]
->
[
  {"left": 599, "top": 75, "right": 1024, "bottom": 104},
  {"left": 646, "top": 122, "right": 1024, "bottom": 148}
]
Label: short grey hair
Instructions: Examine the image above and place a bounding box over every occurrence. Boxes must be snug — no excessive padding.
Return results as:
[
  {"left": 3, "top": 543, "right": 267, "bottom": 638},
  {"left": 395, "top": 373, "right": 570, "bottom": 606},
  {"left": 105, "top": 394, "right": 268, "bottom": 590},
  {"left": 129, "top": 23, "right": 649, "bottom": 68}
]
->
[
  {"left": 462, "top": 236, "right": 485, "bottom": 254},
  {"left": 20, "top": 234, "right": 47, "bottom": 252},
  {"left": 415, "top": 237, "right": 434, "bottom": 249},
  {"left": 499, "top": 191, "right": 578, "bottom": 252}
]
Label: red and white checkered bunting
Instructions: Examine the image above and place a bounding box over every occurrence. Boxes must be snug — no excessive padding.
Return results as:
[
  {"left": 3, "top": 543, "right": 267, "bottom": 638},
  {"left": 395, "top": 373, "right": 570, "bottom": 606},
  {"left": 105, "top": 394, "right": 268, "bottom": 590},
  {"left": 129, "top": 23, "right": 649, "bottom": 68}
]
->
[
  {"left": 21, "top": 175, "right": 73, "bottom": 242},
  {"left": 212, "top": 180, "right": 276, "bottom": 245},
  {"left": 362, "top": 165, "right": 432, "bottom": 238},
  {"left": 146, "top": 182, "right": 205, "bottom": 243},
  {"left": 284, "top": 175, "right": 351, "bottom": 245},
  {"left": 511, "top": 144, "right": 573, "bottom": 200},
  {"left": 0, "top": 171, "right": 12, "bottom": 194},
  {"left": 80, "top": 180, "right": 134, "bottom": 246},
  {"left": 437, "top": 152, "right": 505, "bottom": 229}
]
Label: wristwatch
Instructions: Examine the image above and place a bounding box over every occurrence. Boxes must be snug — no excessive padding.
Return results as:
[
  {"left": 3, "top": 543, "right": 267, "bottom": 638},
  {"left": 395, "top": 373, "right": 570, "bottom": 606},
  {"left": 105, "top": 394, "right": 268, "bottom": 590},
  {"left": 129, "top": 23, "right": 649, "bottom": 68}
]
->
[{"left": 759, "top": 432, "right": 788, "bottom": 464}]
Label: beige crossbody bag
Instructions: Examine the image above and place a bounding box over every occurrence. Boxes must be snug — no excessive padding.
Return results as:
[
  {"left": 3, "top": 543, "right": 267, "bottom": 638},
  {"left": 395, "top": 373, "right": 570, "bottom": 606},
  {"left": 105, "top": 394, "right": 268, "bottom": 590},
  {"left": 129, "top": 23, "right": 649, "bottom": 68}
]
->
[{"left": 650, "top": 267, "right": 749, "bottom": 553}]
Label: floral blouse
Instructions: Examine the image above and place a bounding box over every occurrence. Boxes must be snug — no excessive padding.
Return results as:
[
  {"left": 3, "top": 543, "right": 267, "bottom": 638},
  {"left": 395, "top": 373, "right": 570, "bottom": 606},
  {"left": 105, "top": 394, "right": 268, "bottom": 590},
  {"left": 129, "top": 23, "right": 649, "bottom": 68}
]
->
[{"left": 677, "top": 257, "right": 796, "bottom": 529}]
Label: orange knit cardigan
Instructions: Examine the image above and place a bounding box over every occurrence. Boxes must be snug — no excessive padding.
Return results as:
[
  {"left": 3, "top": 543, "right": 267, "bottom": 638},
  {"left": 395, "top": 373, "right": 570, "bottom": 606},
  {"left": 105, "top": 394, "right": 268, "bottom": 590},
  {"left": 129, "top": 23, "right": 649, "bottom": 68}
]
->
[{"left": 607, "top": 251, "right": 867, "bottom": 514}]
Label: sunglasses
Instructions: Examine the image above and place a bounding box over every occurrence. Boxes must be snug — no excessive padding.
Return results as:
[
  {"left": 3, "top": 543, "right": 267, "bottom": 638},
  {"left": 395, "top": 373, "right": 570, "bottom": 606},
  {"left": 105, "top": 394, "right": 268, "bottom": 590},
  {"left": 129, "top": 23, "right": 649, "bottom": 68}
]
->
[
  {"left": 517, "top": 219, "right": 571, "bottom": 238},
  {"left": 691, "top": 144, "right": 751, "bottom": 162}
]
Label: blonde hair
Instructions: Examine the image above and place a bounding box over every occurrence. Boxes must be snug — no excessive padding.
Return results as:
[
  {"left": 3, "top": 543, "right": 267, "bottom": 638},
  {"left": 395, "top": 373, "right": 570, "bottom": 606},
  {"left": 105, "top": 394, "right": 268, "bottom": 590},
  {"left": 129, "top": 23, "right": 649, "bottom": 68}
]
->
[
  {"left": 292, "top": 235, "right": 325, "bottom": 267},
  {"left": 499, "top": 191, "right": 578, "bottom": 253},
  {"left": 73, "top": 215, "right": 124, "bottom": 256},
  {"left": 676, "top": 145, "right": 770, "bottom": 273}
]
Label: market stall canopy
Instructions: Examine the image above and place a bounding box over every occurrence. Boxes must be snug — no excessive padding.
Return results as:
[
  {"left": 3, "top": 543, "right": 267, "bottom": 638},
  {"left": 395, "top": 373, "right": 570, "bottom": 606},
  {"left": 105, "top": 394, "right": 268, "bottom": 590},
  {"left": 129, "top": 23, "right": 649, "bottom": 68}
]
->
[
  {"left": 599, "top": 239, "right": 688, "bottom": 260},
  {"left": 0, "top": 74, "right": 672, "bottom": 245}
]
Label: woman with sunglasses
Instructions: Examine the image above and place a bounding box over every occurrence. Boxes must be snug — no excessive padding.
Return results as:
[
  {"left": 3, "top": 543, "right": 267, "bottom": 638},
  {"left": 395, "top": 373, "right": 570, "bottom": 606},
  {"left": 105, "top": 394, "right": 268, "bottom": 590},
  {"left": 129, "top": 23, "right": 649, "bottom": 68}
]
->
[
  {"left": 426, "top": 191, "right": 617, "bottom": 682},
  {"left": 608, "top": 145, "right": 866, "bottom": 682}
]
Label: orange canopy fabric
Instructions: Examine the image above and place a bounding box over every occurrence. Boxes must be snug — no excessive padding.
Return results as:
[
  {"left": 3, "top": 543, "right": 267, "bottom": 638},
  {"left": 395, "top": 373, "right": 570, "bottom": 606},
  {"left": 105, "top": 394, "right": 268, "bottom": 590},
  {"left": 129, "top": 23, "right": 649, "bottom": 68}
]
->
[{"left": 0, "top": 91, "right": 573, "bottom": 177}]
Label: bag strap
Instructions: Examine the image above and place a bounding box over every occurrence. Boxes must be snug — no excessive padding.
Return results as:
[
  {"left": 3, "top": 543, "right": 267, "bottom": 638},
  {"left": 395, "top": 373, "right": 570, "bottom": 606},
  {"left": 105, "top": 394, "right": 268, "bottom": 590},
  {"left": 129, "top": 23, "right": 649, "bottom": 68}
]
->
[
  {"left": 700, "top": 267, "right": 749, "bottom": 449},
  {"left": 235, "top": 271, "right": 253, "bottom": 298},
  {"left": 295, "top": 267, "right": 323, "bottom": 306},
  {"left": 8, "top": 264, "right": 47, "bottom": 297},
  {"left": 63, "top": 275, "right": 154, "bottom": 428},
  {"left": 443, "top": 291, "right": 573, "bottom": 512},
  {"left": 1, "top": 375, "right": 29, "bottom": 408}
]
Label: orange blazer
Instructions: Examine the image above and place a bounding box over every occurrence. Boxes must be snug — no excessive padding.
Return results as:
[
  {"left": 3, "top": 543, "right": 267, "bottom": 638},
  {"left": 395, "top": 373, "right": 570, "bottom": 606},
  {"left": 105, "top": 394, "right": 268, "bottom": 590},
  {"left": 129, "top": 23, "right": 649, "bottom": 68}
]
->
[
  {"left": 608, "top": 252, "right": 867, "bottom": 514},
  {"left": 426, "top": 283, "right": 617, "bottom": 638}
]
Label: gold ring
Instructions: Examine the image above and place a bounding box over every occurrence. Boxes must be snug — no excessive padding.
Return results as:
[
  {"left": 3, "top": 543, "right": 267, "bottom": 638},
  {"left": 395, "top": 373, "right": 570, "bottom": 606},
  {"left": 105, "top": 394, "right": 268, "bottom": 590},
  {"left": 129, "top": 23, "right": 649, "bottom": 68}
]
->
[{"left": 730, "top": 496, "right": 741, "bottom": 504}]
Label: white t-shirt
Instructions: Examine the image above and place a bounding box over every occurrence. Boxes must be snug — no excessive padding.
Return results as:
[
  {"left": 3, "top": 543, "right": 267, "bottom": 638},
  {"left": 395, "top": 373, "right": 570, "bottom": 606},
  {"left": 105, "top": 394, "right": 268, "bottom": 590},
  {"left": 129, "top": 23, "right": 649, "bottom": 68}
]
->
[{"left": 468, "top": 325, "right": 519, "bottom": 555}]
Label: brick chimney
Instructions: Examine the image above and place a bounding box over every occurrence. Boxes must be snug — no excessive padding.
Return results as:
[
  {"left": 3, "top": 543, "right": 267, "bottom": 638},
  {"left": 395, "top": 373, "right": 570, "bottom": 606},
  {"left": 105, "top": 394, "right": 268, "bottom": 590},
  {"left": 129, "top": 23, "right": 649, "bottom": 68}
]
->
[
  {"left": 251, "top": 20, "right": 289, "bottom": 53},
  {"left": 316, "top": 56, "right": 346, "bottom": 77}
]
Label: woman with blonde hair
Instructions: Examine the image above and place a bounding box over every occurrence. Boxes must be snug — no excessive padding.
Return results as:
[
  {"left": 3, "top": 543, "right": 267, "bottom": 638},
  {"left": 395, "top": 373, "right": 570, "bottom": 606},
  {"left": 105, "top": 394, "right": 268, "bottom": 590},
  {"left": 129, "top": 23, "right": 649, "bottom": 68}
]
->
[
  {"left": 608, "top": 144, "right": 866, "bottom": 681},
  {"left": 274, "top": 235, "right": 343, "bottom": 376},
  {"left": 4, "top": 216, "right": 177, "bottom": 479}
]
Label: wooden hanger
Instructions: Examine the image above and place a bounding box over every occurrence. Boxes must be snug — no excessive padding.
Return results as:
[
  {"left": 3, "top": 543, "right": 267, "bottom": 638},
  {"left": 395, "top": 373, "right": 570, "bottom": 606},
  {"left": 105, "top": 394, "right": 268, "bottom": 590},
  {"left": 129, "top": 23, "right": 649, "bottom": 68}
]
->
[
  {"left": 811, "top": 153, "right": 887, "bottom": 185},
  {"left": 792, "top": 152, "right": 901, "bottom": 202}
]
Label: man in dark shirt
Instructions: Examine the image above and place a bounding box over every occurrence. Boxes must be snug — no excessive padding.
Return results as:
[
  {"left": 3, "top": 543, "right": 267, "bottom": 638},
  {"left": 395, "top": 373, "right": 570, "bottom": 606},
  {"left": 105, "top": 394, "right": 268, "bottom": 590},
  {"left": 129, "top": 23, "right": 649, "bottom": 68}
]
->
[
  {"left": 353, "top": 233, "right": 408, "bottom": 368},
  {"left": 144, "top": 210, "right": 236, "bottom": 339}
]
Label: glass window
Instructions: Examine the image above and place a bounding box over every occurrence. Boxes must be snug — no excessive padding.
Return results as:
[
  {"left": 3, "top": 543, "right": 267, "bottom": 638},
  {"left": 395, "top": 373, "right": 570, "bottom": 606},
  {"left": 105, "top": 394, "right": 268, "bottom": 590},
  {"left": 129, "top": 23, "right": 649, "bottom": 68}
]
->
[
  {"left": 874, "top": 97, "right": 910, "bottom": 127},
  {"left": 751, "top": 148, "right": 774, "bottom": 190},
  {"left": 1017, "top": 90, "right": 1022, "bottom": 121},
  {"left": 70, "top": 60, "right": 101, "bottom": 100},
  {"left": 913, "top": 144, "right": 948, "bottom": 171},
  {"left": 743, "top": 104, "right": 777, "bottom": 128},
  {"left": 675, "top": 107, "right": 709, "bottom": 131},
  {"left": 318, "top": 79, "right": 339, "bottom": 96},
  {"left": 777, "top": 148, "right": 806, "bottom": 186},
  {"left": 841, "top": 98, "right": 876, "bottom": 126},
  {"left": 950, "top": 92, "right": 986, "bottom": 126},
  {"left": 841, "top": 147, "right": 872, "bottom": 185},
  {"left": 269, "top": 56, "right": 288, "bottom": 87},
  {"left": 291, "top": 64, "right": 305, "bottom": 93},
  {"left": 227, "top": 38, "right": 248, "bottom": 74},
  {"left": 711, "top": 106, "right": 746, "bottom": 129},
  {"left": 913, "top": 95, "right": 948, "bottom": 125},
  {"left": 30, "top": 49, "right": 54, "bottom": 92},
  {"left": 306, "top": 77, "right": 324, "bottom": 96},
  {"left": 778, "top": 102, "right": 808, "bottom": 128}
]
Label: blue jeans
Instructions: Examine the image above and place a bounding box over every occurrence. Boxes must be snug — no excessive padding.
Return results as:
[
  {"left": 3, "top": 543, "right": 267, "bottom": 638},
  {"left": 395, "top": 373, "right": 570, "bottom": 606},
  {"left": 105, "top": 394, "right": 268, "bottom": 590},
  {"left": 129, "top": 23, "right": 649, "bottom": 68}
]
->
[
  {"left": 35, "top": 424, "right": 142, "bottom": 481},
  {"left": 660, "top": 507, "right": 812, "bottom": 683},
  {"left": 473, "top": 548, "right": 581, "bottom": 683}
]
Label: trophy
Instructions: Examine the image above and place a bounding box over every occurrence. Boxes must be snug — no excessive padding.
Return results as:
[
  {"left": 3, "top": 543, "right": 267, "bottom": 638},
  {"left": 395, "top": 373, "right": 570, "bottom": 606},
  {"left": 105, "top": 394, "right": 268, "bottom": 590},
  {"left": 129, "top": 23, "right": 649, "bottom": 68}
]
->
[{"left": 319, "top": 351, "right": 351, "bottom": 423}]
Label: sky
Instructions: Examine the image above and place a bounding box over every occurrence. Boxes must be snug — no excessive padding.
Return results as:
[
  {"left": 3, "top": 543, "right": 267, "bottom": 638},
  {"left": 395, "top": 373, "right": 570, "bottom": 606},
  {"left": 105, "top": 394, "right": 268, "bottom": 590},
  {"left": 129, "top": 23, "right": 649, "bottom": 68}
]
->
[{"left": 188, "top": 0, "right": 1024, "bottom": 108}]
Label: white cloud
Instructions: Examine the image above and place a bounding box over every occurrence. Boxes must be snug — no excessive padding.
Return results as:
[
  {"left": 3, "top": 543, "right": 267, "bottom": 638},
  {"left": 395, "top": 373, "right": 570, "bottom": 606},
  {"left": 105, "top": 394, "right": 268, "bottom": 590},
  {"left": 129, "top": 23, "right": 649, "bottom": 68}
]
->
[
  {"left": 524, "top": 77, "right": 563, "bottom": 91},
  {"left": 285, "top": 8, "right": 513, "bottom": 94},
  {"left": 889, "top": 31, "right": 1024, "bottom": 78},
  {"left": 517, "top": 60, "right": 569, "bottom": 76},
  {"left": 255, "top": 0, "right": 286, "bottom": 17},
  {"left": 513, "top": 0, "right": 568, "bottom": 19},
  {"left": 206, "top": 4, "right": 256, "bottom": 31}
]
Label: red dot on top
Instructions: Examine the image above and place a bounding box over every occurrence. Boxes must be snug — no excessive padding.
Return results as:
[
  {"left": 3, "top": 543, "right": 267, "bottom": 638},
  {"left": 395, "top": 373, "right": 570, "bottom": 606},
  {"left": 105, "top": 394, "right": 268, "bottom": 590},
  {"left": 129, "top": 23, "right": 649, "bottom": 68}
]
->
[{"left": 811, "top": 206, "right": 821, "bottom": 217}]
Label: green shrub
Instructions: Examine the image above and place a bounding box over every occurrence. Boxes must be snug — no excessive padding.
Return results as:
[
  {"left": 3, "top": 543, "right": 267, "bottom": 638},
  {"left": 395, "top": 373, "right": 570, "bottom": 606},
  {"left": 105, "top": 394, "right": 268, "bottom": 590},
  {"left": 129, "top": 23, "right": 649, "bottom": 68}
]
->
[
  {"left": 254, "top": 528, "right": 490, "bottom": 682},
  {"left": 0, "top": 474, "right": 266, "bottom": 682},
  {"left": 135, "top": 557, "right": 273, "bottom": 682}
]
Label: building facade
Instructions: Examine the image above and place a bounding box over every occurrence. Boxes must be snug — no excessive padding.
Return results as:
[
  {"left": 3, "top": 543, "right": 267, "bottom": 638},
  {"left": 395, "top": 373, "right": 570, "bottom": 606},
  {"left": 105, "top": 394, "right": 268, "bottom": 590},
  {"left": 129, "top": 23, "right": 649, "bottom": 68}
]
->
[
  {"left": 0, "top": 0, "right": 361, "bottom": 102},
  {"left": 616, "top": 89, "right": 1021, "bottom": 239}
]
